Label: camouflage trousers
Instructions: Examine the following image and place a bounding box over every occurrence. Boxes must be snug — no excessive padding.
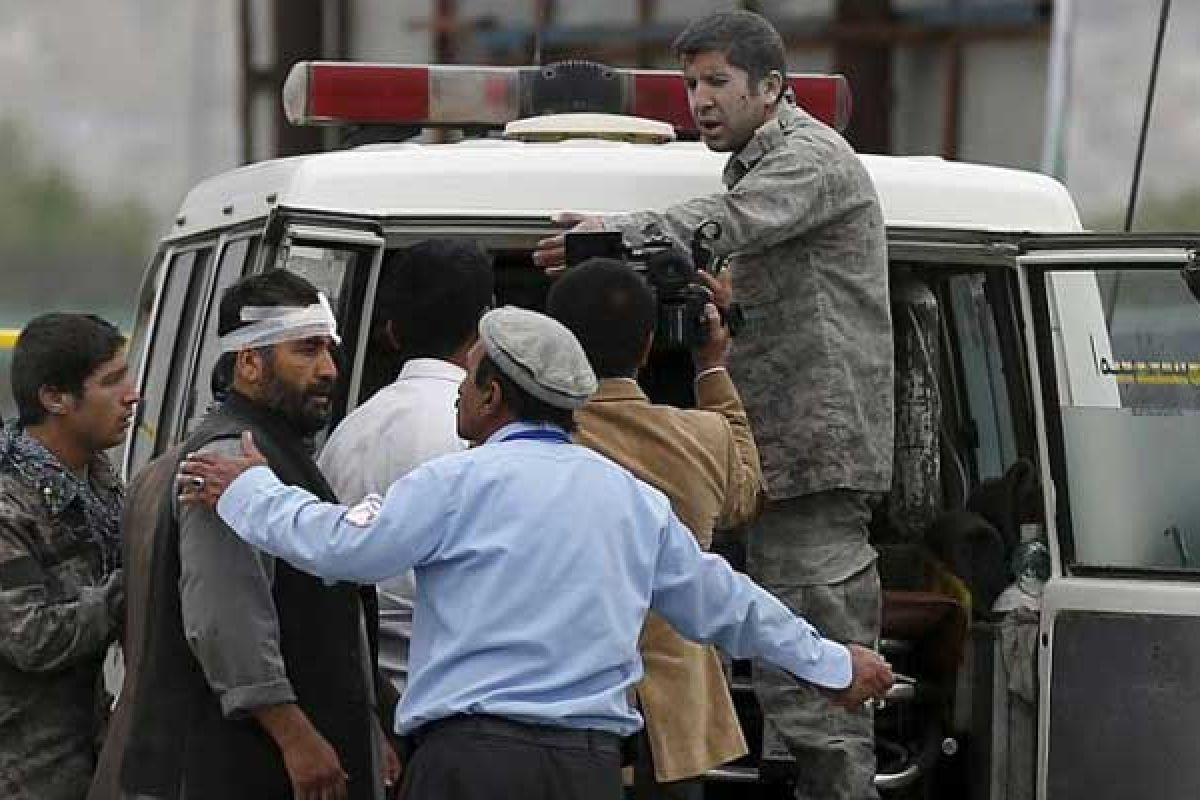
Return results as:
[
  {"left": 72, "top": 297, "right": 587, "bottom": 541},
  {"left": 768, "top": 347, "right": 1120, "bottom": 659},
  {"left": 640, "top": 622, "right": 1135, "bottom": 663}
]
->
[{"left": 748, "top": 491, "right": 882, "bottom": 800}]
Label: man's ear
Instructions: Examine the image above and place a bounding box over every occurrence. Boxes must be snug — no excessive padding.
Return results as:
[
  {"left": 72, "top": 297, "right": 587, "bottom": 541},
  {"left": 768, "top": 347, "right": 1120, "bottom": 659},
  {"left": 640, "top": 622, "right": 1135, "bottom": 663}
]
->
[
  {"left": 760, "top": 70, "right": 784, "bottom": 107},
  {"left": 235, "top": 348, "right": 265, "bottom": 384},
  {"left": 481, "top": 377, "right": 503, "bottom": 415},
  {"left": 37, "top": 386, "right": 72, "bottom": 417}
]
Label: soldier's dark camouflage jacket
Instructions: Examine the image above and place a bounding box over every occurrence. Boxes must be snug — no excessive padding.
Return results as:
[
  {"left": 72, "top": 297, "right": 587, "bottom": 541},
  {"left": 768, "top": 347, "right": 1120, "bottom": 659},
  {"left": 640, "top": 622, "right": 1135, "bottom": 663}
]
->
[
  {"left": 605, "top": 101, "right": 895, "bottom": 503},
  {"left": 0, "top": 423, "right": 123, "bottom": 800}
]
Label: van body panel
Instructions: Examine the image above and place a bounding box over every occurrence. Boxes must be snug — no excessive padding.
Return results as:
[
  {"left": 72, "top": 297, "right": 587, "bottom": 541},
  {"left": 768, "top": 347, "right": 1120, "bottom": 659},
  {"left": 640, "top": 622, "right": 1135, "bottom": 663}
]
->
[{"left": 170, "top": 135, "right": 1081, "bottom": 241}]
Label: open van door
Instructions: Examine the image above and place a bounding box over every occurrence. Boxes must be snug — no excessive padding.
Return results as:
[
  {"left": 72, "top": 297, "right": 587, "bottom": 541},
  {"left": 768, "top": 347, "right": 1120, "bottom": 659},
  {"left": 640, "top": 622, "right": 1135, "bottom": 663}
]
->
[{"left": 1018, "top": 235, "right": 1200, "bottom": 800}]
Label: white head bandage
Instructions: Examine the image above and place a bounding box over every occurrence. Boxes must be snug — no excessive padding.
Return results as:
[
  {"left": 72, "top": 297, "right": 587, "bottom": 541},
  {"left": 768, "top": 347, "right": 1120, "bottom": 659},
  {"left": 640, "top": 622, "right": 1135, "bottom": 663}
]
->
[{"left": 218, "top": 293, "right": 342, "bottom": 353}]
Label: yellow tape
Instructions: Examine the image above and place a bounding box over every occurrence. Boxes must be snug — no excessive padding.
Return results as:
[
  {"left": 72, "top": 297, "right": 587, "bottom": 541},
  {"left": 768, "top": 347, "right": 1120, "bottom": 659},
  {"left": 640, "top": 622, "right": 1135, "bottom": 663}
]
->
[
  {"left": 0, "top": 329, "right": 17, "bottom": 350},
  {"left": 1105, "top": 359, "right": 1200, "bottom": 386}
]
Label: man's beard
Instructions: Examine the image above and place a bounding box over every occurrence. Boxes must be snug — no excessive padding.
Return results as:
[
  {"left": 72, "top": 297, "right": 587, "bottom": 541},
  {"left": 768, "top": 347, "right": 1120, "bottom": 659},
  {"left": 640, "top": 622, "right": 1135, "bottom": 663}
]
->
[{"left": 260, "top": 362, "right": 335, "bottom": 435}]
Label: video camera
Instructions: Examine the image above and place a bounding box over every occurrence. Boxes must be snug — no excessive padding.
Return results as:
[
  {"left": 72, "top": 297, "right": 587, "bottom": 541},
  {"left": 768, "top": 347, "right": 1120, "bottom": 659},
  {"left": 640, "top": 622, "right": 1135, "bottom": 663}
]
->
[{"left": 563, "top": 222, "right": 724, "bottom": 351}]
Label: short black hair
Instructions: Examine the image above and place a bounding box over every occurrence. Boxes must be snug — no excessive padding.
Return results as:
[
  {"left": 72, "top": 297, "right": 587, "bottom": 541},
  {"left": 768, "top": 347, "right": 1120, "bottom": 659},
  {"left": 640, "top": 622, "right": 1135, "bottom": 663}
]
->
[
  {"left": 12, "top": 313, "right": 126, "bottom": 425},
  {"left": 474, "top": 353, "right": 577, "bottom": 432},
  {"left": 212, "top": 270, "right": 323, "bottom": 394},
  {"left": 545, "top": 258, "right": 655, "bottom": 379},
  {"left": 377, "top": 239, "right": 494, "bottom": 360},
  {"left": 672, "top": 10, "right": 788, "bottom": 103}
]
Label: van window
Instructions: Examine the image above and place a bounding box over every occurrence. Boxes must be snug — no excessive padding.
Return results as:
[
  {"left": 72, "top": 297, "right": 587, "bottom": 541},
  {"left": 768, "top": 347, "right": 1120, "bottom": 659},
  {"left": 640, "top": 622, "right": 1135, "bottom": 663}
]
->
[
  {"left": 1048, "top": 266, "right": 1200, "bottom": 572},
  {"left": 278, "top": 244, "right": 359, "bottom": 316},
  {"left": 948, "top": 274, "right": 1019, "bottom": 482},
  {"left": 182, "top": 235, "right": 260, "bottom": 435},
  {"left": 128, "top": 246, "right": 213, "bottom": 471},
  {"left": 276, "top": 240, "right": 376, "bottom": 438}
]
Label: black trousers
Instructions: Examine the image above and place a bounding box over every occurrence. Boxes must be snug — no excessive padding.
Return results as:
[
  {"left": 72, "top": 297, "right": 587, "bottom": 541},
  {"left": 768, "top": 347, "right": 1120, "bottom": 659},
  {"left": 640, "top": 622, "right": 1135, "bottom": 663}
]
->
[
  {"left": 399, "top": 715, "right": 623, "bottom": 800},
  {"left": 631, "top": 728, "right": 703, "bottom": 800}
]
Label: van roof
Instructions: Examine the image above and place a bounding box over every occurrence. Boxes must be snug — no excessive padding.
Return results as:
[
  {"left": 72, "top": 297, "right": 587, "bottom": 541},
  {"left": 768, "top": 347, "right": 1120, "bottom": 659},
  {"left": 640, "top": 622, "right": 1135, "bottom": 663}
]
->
[{"left": 171, "top": 138, "right": 1082, "bottom": 240}]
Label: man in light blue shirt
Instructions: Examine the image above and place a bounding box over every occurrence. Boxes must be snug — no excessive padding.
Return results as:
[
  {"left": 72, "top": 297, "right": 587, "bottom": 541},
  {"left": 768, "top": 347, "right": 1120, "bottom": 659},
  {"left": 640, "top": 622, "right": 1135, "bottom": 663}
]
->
[{"left": 178, "top": 307, "right": 893, "bottom": 800}]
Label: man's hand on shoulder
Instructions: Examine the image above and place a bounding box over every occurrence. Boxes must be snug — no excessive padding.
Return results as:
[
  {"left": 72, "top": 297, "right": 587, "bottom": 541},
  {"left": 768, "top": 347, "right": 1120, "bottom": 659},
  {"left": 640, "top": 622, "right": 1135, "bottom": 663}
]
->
[
  {"left": 532, "top": 212, "right": 605, "bottom": 273},
  {"left": 831, "top": 643, "right": 894, "bottom": 709},
  {"left": 176, "top": 431, "right": 268, "bottom": 509}
]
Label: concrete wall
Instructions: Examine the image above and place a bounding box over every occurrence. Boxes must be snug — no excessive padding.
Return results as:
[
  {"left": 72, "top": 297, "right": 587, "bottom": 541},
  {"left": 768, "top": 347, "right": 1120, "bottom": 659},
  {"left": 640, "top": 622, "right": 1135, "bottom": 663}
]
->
[{"left": 893, "top": 39, "right": 1048, "bottom": 170}]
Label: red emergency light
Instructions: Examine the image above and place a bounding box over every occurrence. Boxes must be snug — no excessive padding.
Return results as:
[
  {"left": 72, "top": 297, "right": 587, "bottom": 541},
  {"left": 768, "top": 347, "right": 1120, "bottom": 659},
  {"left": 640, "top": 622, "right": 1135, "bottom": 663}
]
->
[{"left": 283, "top": 61, "right": 852, "bottom": 134}]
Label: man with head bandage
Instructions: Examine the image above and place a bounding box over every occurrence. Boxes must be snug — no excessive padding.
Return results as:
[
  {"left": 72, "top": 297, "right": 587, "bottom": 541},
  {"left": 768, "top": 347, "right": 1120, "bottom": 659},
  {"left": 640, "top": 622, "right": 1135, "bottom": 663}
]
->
[{"left": 100, "top": 271, "right": 383, "bottom": 800}]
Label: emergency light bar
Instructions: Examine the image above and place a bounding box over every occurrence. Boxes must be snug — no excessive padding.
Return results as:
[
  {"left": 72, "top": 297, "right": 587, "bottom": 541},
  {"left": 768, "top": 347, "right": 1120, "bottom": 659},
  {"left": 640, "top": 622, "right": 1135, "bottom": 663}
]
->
[{"left": 283, "top": 61, "right": 852, "bottom": 133}]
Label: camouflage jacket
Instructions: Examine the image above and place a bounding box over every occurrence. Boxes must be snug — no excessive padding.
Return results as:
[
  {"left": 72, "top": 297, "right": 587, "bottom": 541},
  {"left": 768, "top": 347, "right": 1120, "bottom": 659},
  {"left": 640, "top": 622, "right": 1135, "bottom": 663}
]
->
[
  {"left": 0, "top": 424, "right": 123, "bottom": 800},
  {"left": 606, "top": 102, "right": 894, "bottom": 501}
]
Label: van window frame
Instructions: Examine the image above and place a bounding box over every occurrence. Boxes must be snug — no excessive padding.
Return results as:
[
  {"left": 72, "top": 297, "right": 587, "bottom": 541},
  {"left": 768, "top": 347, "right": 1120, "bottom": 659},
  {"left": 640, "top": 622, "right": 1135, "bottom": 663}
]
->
[
  {"left": 1019, "top": 237, "right": 1200, "bottom": 580},
  {"left": 266, "top": 216, "right": 385, "bottom": 437},
  {"left": 124, "top": 241, "right": 216, "bottom": 475},
  {"left": 121, "top": 248, "right": 167, "bottom": 479},
  {"left": 178, "top": 227, "right": 266, "bottom": 438}
]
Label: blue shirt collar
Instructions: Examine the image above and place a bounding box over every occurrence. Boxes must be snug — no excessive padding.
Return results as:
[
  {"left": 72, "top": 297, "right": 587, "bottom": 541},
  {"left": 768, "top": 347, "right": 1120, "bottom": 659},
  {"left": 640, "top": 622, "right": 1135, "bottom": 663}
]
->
[{"left": 485, "top": 420, "right": 570, "bottom": 446}]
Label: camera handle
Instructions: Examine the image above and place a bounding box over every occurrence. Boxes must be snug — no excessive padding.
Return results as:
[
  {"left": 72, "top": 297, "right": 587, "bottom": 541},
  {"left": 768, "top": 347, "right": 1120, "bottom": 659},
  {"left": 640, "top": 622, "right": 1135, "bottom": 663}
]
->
[
  {"left": 687, "top": 220, "right": 743, "bottom": 336},
  {"left": 690, "top": 220, "right": 723, "bottom": 275}
]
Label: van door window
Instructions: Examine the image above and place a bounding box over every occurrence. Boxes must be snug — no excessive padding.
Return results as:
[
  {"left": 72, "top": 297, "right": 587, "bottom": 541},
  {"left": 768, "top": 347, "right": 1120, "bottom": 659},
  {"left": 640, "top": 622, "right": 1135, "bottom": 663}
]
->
[
  {"left": 279, "top": 243, "right": 359, "bottom": 316},
  {"left": 127, "top": 246, "right": 213, "bottom": 472},
  {"left": 947, "top": 274, "right": 1019, "bottom": 482},
  {"left": 182, "top": 235, "right": 261, "bottom": 435},
  {"left": 1034, "top": 261, "right": 1200, "bottom": 573},
  {"left": 121, "top": 251, "right": 166, "bottom": 478},
  {"left": 275, "top": 235, "right": 381, "bottom": 438}
]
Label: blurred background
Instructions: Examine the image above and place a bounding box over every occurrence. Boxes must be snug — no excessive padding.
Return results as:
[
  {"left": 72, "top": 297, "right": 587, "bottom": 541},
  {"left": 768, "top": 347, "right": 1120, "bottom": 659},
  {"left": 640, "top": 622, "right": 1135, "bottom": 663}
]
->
[{"left": 0, "top": 0, "right": 1197, "bottom": 415}]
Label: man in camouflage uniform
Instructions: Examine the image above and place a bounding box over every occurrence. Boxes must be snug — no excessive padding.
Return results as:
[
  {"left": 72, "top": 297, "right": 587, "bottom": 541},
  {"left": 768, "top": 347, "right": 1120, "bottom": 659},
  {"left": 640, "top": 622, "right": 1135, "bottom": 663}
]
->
[
  {"left": 0, "top": 313, "right": 136, "bottom": 800},
  {"left": 535, "top": 11, "right": 893, "bottom": 799}
]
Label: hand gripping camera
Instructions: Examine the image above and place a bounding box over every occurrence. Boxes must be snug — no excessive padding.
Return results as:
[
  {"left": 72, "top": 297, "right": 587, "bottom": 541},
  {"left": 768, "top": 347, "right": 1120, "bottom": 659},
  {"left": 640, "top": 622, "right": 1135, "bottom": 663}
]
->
[{"left": 563, "top": 221, "right": 725, "bottom": 351}]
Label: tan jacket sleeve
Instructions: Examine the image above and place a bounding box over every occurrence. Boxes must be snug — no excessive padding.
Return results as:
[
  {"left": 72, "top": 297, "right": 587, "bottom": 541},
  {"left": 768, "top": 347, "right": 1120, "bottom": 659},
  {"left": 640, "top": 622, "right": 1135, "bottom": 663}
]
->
[{"left": 694, "top": 369, "right": 766, "bottom": 529}]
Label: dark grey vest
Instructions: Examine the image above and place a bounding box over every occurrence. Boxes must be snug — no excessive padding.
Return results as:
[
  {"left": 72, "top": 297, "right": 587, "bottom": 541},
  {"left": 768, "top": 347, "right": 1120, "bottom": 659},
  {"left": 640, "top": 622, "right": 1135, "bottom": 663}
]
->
[{"left": 118, "top": 394, "right": 374, "bottom": 800}]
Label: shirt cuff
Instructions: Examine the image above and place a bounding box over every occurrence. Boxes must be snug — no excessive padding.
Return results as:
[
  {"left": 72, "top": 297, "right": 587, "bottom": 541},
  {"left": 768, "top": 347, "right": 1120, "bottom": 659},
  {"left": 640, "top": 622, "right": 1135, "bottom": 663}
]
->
[
  {"left": 792, "top": 637, "right": 853, "bottom": 690},
  {"left": 694, "top": 366, "right": 728, "bottom": 382},
  {"left": 220, "top": 677, "right": 298, "bottom": 719},
  {"left": 216, "top": 465, "right": 283, "bottom": 538}
]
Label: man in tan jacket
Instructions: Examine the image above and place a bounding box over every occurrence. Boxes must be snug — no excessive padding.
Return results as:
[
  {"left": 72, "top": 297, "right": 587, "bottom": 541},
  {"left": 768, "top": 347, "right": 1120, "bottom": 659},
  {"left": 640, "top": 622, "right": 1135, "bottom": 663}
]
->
[{"left": 547, "top": 257, "right": 766, "bottom": 799}]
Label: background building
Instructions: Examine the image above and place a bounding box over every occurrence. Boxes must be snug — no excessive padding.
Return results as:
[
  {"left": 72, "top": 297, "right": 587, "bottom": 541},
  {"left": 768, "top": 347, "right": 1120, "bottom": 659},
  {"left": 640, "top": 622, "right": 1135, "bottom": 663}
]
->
[{"left": 240, "top": 0, "right": 1054, "bottom": 172}]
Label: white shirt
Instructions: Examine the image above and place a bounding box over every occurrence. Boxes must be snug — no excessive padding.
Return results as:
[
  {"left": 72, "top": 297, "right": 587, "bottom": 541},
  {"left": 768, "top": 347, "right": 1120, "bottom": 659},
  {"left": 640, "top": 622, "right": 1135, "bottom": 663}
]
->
[{"left": 317, "top": 357, "right": 466, "bottom": 693}]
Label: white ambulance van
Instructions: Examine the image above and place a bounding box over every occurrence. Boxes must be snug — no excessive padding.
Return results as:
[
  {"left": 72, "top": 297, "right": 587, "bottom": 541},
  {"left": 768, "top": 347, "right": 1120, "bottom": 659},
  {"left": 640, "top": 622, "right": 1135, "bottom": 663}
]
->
[{"left": 122, "top": 61, "right": 1200, "bottom": 800}]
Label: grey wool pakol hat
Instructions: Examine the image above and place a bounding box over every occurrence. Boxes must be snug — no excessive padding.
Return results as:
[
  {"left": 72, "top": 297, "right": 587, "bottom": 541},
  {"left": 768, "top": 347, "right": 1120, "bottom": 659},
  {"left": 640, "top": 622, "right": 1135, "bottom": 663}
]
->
[{"left": 478, "top": 306, "right": 598, "bottom": 410}]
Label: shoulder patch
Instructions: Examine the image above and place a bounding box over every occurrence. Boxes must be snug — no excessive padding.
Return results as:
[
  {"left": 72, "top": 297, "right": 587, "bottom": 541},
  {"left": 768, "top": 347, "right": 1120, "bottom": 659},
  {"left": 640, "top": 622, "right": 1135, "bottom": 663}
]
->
[{"left": 345, "top": 494, "right": 383, "bottom": 528}]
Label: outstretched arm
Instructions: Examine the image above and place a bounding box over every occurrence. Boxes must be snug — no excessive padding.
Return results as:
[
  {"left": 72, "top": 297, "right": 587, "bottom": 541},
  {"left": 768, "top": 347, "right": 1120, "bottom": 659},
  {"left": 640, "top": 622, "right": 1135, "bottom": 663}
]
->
[
  {"left": 178, "top": 432, "right": 448, "bottom": 584},
  {"left": 650, "top": 510, "right": 891, "bottom": 704},
  {"left": 533, "top": 145, "right": 840, "bottom": 270}
]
